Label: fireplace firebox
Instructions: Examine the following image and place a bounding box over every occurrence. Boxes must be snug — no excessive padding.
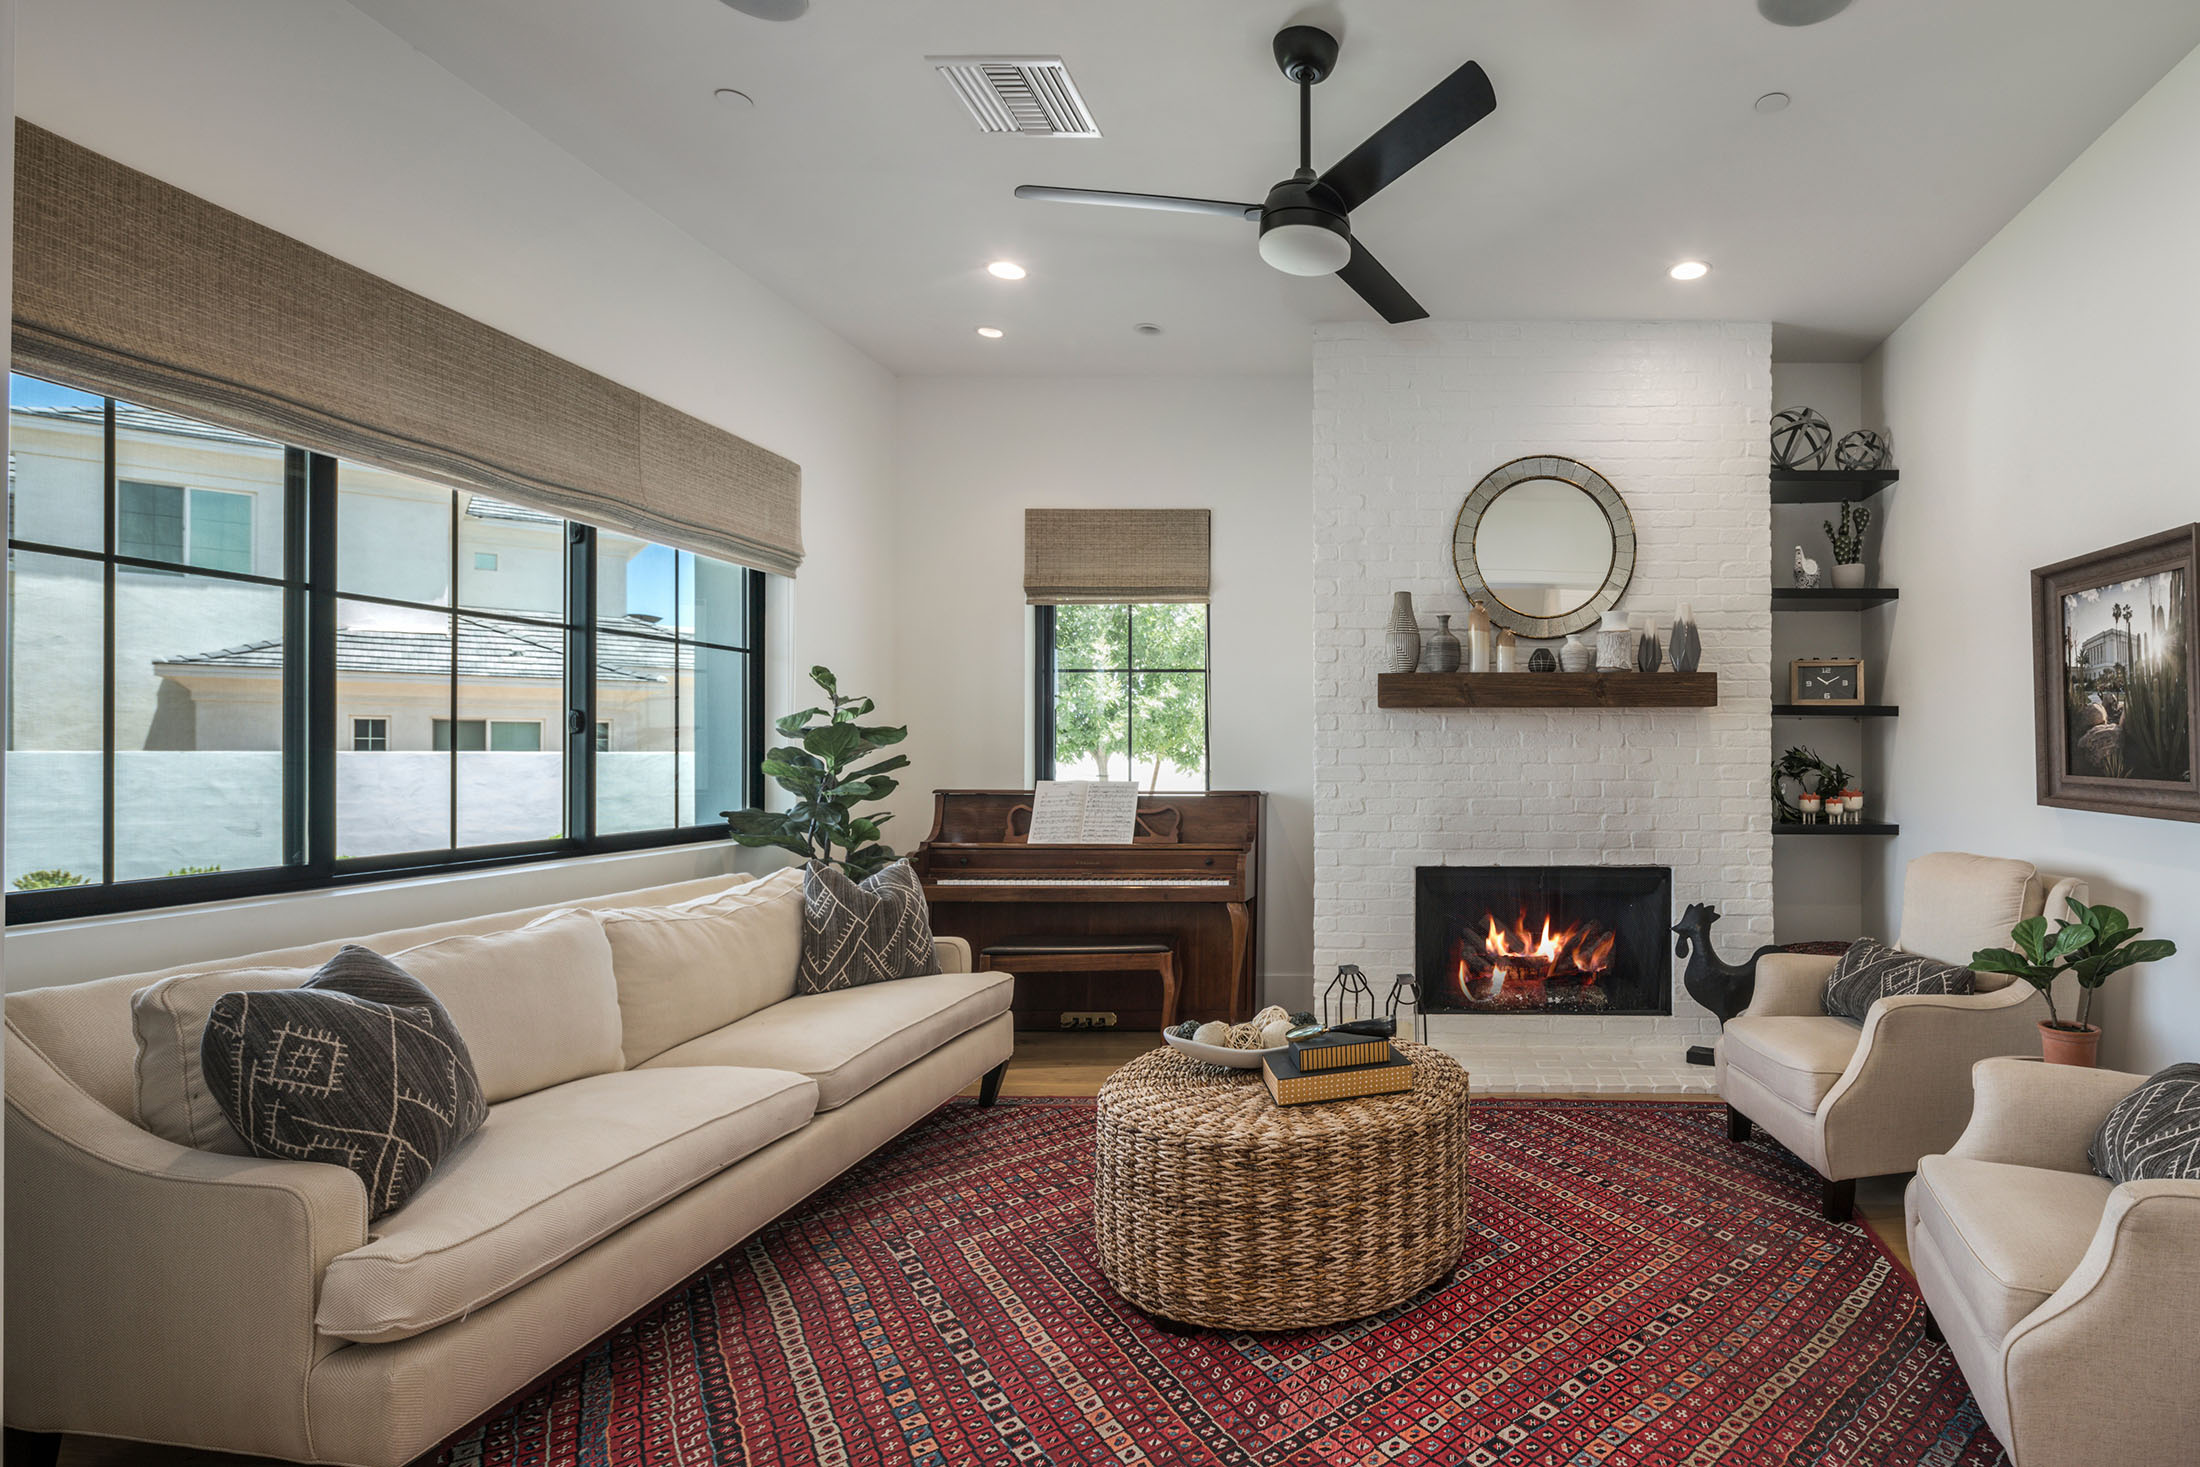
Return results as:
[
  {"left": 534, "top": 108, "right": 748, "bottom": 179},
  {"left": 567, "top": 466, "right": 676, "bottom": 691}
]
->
[{"left": 1416, "top": 865, "right": 1673, "bottom": 1016}]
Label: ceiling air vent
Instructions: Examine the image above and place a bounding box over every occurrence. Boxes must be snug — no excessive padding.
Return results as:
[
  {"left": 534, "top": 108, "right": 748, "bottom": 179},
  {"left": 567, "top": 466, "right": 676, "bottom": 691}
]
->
[{"left": 930, "top": 56, "right": 1100, "bottom": 138}]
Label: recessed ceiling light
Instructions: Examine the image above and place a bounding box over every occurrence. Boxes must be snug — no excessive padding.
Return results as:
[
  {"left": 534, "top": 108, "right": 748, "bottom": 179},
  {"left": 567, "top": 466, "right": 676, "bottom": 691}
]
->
[
  {"left": 986, "top": 261, "right": 1026, "bottom": 280},
  {"left": 1754, "top": 91, "right": 1791, "bottom": 114},
  {"left": 1133, "top": 322, "right": 1163, "bottom": 336},
  {"left": 976, "top": 326, "right": 1004, "bottom": 339},
  {"left": 712, "top": 88, "right": 755, "bottom": 110},
  {"left": 1669, "top": 260, "right": 1711, "bottom": 282},
  {"left": 1756, "top": 0, "right": 1851, "bottom": 25},
  {"left": 718, "top": 0, "right": 809, "bottom": 20}
]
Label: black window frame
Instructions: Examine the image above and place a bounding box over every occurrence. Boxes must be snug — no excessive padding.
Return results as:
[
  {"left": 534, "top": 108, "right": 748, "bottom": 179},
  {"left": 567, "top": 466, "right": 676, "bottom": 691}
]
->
[
  {"left": 5, "top": 380, "right": 768, "bottom": 924},
  {"left": 1032, "top": 601, "right": 1211, "bottom": 788}
]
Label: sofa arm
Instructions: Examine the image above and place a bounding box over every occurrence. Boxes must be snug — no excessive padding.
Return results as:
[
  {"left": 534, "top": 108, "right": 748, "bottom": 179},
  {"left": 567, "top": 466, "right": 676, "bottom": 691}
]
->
[
  {"left": 1738, "top": 952, "right": 1838, "bottom": 1017},
  {"left": 2000, "top": 1180, "right": 2200, "bottom": 1465},
  {"left": 934, "top": 935, "right": 972, "bottom": 973},
  {"left": 1946, "top": 1054, "right": 2148, "bottom": 1173},
  {"left": 4, "top": 1023, "right": 369, "bottom": 1459},
  {"left": 1817, "top": 987, "right": 2055, "bottom": 1179}
]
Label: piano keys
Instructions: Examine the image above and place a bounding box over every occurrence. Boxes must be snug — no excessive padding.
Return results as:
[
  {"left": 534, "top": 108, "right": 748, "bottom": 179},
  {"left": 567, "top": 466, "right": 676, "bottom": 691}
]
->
[{"left": 912, "top": 789, "right": 1262, "bottom": 1030}]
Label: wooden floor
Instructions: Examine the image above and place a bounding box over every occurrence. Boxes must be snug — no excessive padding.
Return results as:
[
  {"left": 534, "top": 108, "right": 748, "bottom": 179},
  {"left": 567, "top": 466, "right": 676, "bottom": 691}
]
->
[{"left": 965, "top": 1032, "right": 1913, "bottom": 1268}]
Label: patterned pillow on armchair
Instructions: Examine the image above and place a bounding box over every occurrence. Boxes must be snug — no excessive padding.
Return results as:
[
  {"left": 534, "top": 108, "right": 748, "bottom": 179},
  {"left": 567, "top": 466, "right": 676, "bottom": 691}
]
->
[{"left": 1820, "top": 937, "right": 1975, "bottom": 1021}]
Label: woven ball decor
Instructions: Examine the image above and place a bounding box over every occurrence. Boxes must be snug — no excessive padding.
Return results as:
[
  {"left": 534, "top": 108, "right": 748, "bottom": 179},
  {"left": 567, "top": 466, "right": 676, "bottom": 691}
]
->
[
  {"left": 1770, "top": 406, "right": 1834, "bottom": 469},
  {"left": 1093, "top": 1041, "right": 1472, "bottom": 1331}
]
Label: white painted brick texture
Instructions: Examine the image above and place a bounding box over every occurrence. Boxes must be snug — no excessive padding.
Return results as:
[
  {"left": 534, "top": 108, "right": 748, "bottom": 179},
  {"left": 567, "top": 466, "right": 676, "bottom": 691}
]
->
[{"left": 1312, "top": 321, "right": 1774, "bottom": 1062}]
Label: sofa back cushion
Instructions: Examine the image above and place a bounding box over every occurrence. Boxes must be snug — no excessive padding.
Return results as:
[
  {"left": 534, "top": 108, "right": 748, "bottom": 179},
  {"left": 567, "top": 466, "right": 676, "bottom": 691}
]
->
[
  {"left": 131, "top": 908, "right": 622, "bottom": 1151},
  {"left": 598, "top": 865, "right": 804, "bottom": 1067}
]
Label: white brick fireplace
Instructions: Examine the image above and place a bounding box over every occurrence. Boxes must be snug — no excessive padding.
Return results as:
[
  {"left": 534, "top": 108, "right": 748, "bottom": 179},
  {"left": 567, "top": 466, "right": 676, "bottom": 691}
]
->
[{"left": 1312, "top": 321, "right": 1774, "bottom": 1092}]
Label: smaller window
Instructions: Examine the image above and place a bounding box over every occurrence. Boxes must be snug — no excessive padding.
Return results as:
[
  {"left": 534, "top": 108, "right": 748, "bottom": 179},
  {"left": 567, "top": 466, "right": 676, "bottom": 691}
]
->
[
  {"left": 116, "top": 480, "right": 253, "bottom": 572},
  {"left": 593, "top": 720, "right": 611, "bottom": 753},
  {"left": 433, "top": 718, "right": 542, "bottom": 752},
  {"left": 351, "top": 717, "right": 388, "bottom": 752},
  {"left": 473, "top": 551, "right": 498, "bottom": 571}
]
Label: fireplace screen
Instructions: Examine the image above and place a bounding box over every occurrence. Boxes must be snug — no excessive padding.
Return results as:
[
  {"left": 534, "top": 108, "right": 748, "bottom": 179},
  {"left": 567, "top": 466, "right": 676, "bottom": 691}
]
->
[{"left": 1416, "top": 865, "right": 1673, "bottom": 1016}]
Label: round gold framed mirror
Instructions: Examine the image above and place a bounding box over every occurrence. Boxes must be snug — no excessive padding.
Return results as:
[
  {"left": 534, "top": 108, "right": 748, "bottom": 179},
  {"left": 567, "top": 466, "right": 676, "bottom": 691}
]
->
[{"left": 1452, "top": 456, "right": 1636, "bottom": 638}]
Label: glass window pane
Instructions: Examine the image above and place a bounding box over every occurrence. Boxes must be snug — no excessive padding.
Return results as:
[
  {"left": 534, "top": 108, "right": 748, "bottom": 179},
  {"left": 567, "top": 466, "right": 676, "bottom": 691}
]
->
[
  {"left": 116, "top": 400, "right": 282, "bottom": 574},
  {"left": 455, "top": 614, "right": 562, "bottom": 842},
  {"left": 1054, "top": 603, "right": 1127, "bottom": 670},
  {"left": 489, "top": 722, "right": 543, "bottom": 753},
  {"left": 7, "top": 374, "right": 106, "bottom": 553},
  {"left": 336, "top": 599, "right": 452, "bottom": 858},
  {"left": 596, "top": 630, "right": 676, "bottom": 832},
  {"left": 338, "top": 463, "right": 451, "bottom": 606},
  {"left": 679, "top": 549, "right": 750, "bottom": 648},
  {"left": 6, "top": 549, "right": 106, "bottom": 888},
  {"left": 684, "top": 643, "right": 750, "bottom": 825},
  {"left": 1132, "top": 603, "right": 1206, "bottom": 672},
  {"left": 1051, "top": 669, "right": 1130, "bottom": 782},
  {"left": 1131, "top": 671, "right": 1208, "bottom": 791},
  {"left": 598, "top": 528, "right": 675, "bottom": 634},
  {"left": 114, "top": 568, "right": 286, "bottom": 880},
  {"left": 433, "top": 719, "right": 486, "bottom": 752},
  {"left": 458, "top": 494, "right": 564, "bottom": 623}
]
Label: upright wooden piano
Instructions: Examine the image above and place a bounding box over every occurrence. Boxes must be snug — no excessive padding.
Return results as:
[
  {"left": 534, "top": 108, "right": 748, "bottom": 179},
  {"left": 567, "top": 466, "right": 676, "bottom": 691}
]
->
[{"left": 913, "top": 789, "right": 1263, "bottom": 1030}]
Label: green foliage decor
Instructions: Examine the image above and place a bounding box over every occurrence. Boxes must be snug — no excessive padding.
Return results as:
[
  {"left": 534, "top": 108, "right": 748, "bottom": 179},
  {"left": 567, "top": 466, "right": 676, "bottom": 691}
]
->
[
  {"left": 1770, "top": 746, "right": 1850, "bottom": 823},
  {"left": 13, "top": 869, "right": 88, "bottom": 890},
  {"left": 723, "top": 665, "right": 908, "bottom": 879},
  {"left": 1971, "top": 896, "right": 2179, "bottom": 1032}
]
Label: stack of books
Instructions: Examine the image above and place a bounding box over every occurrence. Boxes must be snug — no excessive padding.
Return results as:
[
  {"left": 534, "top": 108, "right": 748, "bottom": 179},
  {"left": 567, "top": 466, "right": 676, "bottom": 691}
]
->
[{"left": 1261, "top": 1028, "right": 1415, "bottom": 1106}]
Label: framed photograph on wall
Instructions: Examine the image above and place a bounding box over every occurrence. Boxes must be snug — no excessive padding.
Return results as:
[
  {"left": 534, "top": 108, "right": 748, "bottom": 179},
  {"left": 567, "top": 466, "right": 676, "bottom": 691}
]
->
[{"left": 2032, "top": 525, "right": 2199, "bottom": 823}]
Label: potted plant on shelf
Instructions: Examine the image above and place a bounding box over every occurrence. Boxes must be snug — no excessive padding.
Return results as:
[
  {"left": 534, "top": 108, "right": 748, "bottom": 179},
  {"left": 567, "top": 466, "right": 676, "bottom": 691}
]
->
[
  {"left": 1823, "top": 502, "right": 1871, "bottom": 589},
  {"left": 723, "top": 665, "right": 910, "bottom": 879},
  {"left": 1971, "top": 897, "right": 2180, "bottom": 1066}
]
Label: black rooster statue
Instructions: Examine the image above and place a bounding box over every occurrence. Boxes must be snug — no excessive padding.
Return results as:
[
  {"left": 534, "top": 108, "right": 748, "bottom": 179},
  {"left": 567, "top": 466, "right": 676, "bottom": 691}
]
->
[{"left": 1673, "top": 903, "right": 1778, "bottom": 1066}]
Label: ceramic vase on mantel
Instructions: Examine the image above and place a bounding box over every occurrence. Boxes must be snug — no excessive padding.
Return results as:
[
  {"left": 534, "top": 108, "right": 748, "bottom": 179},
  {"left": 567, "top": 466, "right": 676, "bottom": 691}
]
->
[
  {"left": 1595, "top": 611, "right": 1635, "bottom": 672},
  {"left": 1465, "top": 602, "right": 1493, "bottom": 673},
  {"left": 1831, "top": 561, "right": 1868, "bottom": 590},
  {"left": 1385, "top": 591, "right": 1422, "bottom": 673},
  {"left": 1425, "top": 613, "right": 1462, "bottom": 673},
  {"left": 1559, "top": 634, "right": 1594, "bottom": 673},
  {"left": 1669, "top": 603, "right": 1703, "bottom": 674}
]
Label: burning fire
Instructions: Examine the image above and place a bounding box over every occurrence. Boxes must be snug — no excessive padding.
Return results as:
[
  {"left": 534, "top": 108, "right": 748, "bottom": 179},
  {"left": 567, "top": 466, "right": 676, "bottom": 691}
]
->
[{"left": 1450, "top": 909, "right": 1617, "bottom": 1009}]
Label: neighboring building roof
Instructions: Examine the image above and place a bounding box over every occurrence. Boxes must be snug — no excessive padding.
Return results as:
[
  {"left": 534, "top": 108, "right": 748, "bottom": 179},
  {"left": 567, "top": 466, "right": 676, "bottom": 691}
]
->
[
  {"left": 158, "top": 614, "right": 679, "bottom": 684},
  {"left": 464, "top": 496, "right": 562, "bottom": 527},
  {"left": 12, "top": 400, "right": 281, "bottom": 450}
]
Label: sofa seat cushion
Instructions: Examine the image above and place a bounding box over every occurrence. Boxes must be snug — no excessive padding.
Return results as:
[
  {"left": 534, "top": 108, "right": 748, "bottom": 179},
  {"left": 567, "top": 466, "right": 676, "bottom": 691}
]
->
[
  {"left": 315, "top": 1067, "right": 817, "bottom": 1344},
  {"left": 1912, "top": 1154, "right": 2112, "bottom": 1341},
  {"left": 1721, "top": 1015, "right": 1862, "bottom": 1113},
  {"left": 640, "top": 970, "right": 1012, "bottom": 1110}
]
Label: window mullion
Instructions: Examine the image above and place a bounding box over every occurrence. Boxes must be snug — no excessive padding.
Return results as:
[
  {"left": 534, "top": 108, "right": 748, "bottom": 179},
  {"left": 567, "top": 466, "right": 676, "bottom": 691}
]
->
[
  {"left": 280, "top": 448, "right": 309, "bottom": 867},
  {"left": 100, "top": 400, "right": 117, "bottom": 884},
  {"left": 447, "top": 495, "right": 459, "bottom": 852},
  {"left": 566, "top": 523, "right": 595, "bottom": 845},
  {"left": 305, "top": 454, "right": 338, "bottom": 875}
]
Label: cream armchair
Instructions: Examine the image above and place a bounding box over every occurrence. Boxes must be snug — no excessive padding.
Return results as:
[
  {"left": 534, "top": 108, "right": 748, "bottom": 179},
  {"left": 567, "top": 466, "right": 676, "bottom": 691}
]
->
[
  {"left": 1717, "top": 852, "right": 2084, "bottom": 1219},
  {"left": 1908, "top": 1058, "right": 2200, "bottom": 1467}
]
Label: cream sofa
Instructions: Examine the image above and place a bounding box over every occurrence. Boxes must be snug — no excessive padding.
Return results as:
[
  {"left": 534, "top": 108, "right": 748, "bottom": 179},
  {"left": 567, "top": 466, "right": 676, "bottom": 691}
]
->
[
  {"left": 1908, "top": 1058, "right": 2200, "bottom": 1467},
  {"left": 1718, "top": 852, "right": 2083, "bottom": 1219},
  {"left": 3, "top": 865, "right": 1014, "bottom": 1466}
]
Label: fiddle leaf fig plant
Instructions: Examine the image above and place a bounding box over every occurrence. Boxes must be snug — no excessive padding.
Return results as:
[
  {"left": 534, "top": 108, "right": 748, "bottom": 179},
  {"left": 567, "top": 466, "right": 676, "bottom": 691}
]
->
[
  {"left": 722, "top": 665, "right": 909, "bottom": 879},
  {"left": 1970, "top": 896, "right": 2179, "bottom": 1032}
]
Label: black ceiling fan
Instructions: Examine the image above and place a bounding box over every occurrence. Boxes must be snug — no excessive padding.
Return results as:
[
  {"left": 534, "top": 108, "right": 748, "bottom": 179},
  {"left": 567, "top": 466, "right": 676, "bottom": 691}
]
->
[{"left": 1015, "top": 26, "right": 1495, "bottom": 323}]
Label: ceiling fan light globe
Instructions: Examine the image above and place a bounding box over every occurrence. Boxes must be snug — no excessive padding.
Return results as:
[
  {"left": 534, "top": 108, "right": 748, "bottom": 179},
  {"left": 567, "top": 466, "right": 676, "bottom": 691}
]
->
[{"left": 1259, "top": 222, "right": 1352, "bottom": 276}]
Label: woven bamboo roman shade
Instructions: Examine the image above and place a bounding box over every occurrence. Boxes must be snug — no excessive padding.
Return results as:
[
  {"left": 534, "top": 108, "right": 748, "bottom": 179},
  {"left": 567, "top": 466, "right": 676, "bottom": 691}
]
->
[
  {"left": 11, "top": 122, "right": 802, "bottom": 577},
  {"left": 1024, "top": 508, "right": 1211, "bottom": 604}
]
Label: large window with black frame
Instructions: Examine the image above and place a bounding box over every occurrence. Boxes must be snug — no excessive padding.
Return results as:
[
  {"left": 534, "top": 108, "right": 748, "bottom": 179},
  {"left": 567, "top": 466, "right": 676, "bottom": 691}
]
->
[
  {"left": 1035, "top": 602, "right": 1209, "bottom": 791},
  {"left": 4, "top": 371, "right": 766, "bottom": 920}
]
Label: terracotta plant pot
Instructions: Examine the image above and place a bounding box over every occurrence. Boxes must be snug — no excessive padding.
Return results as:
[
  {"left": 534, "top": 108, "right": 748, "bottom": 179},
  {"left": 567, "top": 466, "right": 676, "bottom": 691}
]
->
[{"left": 2039, "top": 1022, "right": 2102, "bottom": 1067}]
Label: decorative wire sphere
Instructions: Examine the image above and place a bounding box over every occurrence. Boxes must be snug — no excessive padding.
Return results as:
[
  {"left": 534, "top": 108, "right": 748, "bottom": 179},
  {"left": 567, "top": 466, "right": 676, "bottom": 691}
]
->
[
  {"left": 1834, "top": 428, "right": 1891, "bottom": 472},
  {"left": 1770, "top": 407, "right": 1833, "bottom": 470}
]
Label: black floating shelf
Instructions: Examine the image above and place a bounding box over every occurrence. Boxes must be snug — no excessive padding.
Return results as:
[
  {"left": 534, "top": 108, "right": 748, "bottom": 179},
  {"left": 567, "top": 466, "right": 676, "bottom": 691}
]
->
[
  {"left": 1773, "top": 703, "right": 1900, "bottom": 718},
  {"left": 1773, "top": 586, "right": 1900, "bottom": 610},
  {"left": 1774, "top": 821, "right": 1901, "bottom": 837},
  {"left": 1770, "top": 468, "right": 1898, "bottom": 504}
]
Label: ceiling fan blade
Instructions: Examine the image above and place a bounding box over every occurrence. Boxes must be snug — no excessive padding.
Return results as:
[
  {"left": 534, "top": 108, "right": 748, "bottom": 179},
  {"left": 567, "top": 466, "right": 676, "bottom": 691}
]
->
[
  {"left": 1014, "top": 185, "right": 1261, "bottom": 221},
  {"left": 1337, "top": 237, "right": 1428, "bottom": 324},
  {"left": 1318, "top": 61, "right": 1495, "bottom": 214}
]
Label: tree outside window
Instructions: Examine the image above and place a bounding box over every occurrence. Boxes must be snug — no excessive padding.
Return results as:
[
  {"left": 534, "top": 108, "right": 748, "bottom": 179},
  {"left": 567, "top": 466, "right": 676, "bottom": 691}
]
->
[{"left": 1042, "top": 603, "right": 1207, "bottom": 791}]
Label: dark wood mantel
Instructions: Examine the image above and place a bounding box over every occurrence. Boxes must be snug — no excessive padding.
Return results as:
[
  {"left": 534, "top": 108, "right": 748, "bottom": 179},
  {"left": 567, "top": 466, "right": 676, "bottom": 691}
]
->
[{"left": 1376, "top": 671, "right": 1719, "bottom": 709}]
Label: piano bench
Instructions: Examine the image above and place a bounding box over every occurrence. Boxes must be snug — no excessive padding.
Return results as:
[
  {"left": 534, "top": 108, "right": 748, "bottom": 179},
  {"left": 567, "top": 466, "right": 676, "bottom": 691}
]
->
[{"left": 977, "top": 941, "right": 1180, "bottom": 1030}]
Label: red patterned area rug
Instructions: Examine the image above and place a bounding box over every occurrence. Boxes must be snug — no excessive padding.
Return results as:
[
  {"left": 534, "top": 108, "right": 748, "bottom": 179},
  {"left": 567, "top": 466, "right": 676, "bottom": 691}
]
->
[{"left": 437, "top": 1098, "right": 2006, "bottom": 1467}]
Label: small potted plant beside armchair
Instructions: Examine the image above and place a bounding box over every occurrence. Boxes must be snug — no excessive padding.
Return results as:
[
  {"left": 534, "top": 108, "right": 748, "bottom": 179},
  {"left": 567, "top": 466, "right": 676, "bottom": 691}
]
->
[{"left": 1970, "top": 898, "right": 2179, "bottom": 1066}]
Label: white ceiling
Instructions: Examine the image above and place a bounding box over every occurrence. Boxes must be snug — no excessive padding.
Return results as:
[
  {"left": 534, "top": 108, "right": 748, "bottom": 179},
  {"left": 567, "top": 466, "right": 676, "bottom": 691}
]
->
[{"left": 348, "top": 0, "right": 2200, "bottom": 375}]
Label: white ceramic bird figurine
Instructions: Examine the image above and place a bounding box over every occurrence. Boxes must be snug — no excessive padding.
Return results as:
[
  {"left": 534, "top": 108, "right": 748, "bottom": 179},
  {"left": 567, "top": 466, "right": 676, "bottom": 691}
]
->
[{"left": 1793, "top": 546, "right": 1821, "bottom": 588}]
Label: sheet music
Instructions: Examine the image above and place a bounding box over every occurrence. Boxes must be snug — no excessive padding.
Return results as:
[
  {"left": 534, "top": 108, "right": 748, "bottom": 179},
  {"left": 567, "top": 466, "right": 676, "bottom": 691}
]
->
[{"left": 1026, "top": 780, "right": 1140, "bottom": 844}]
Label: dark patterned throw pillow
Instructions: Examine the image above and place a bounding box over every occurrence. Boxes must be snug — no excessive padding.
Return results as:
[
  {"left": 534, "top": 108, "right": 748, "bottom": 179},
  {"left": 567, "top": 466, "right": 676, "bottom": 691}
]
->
[
  {"left": 1821, "top": 936, "right": 1976, "bottom": 1021},
  {"left": 2091, "top": 1063, "right": 2200, "bottom": 1183},
  {"left": 796, "top": 860, "right": 941, "bottom": 995},
  {"left": 201, "top": 946, "right": 489, "bottom": 1217}
]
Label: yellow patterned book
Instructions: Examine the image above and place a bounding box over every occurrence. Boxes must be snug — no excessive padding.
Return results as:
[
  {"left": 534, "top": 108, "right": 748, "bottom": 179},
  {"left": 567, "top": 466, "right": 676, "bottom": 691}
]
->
[
  {"left": 1290, "top": 1031, "right": 1394, "bottom": 1072},
  {"left": 1261, "top": 1050, "right": 1415, "bottom": 1106}
]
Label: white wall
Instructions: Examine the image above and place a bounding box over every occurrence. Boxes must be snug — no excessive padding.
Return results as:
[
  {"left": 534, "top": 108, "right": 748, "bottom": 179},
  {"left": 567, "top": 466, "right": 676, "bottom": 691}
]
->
[
  {"left": 7, "top": 0, "right": 900, "bottom": 977},
  {"left": 890, "top": 376, "right": 1314, "bottom": 1001},
  {"left": 1866, "top": 45, "right": 2200, "bottom": 1073}
]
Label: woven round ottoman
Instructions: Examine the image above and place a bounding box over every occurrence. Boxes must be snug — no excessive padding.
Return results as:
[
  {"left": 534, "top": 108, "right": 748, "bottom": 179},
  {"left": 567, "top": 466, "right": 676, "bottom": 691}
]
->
[{"left": 1093, "top": 1040, "right": 1473, "bottom": 1332}]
